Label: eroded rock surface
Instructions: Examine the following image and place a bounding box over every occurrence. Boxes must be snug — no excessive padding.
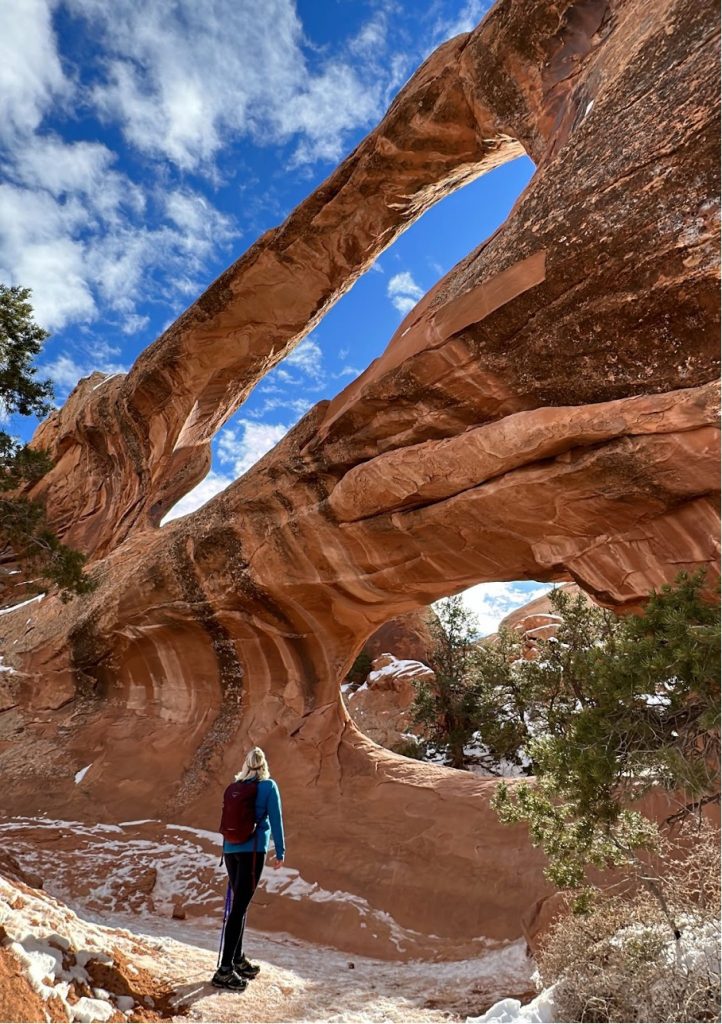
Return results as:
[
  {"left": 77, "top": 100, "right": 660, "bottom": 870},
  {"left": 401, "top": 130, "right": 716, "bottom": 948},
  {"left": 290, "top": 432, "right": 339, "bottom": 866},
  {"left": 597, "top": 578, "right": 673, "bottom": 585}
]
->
[
  {"left": 0, "top": 0, "right": 719, "bottom": 953},
  {"left": 361, "top": 610, "right": 436, "bottom": 667},
  {"left": 346, "top": 653, "right": 434, "bottom": 750}
]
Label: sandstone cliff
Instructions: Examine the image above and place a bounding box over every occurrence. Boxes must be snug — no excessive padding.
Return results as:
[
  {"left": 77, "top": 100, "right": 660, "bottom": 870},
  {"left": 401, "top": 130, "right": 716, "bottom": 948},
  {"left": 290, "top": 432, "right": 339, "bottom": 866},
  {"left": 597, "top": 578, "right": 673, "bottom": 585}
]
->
[{"left": 0, "top": 0, "right": 718, "bottom": 953}]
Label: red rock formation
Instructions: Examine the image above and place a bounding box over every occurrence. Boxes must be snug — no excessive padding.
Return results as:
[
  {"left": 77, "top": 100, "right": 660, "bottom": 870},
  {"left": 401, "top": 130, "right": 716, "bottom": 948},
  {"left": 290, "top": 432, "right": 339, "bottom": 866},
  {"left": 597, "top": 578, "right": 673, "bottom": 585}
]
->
[
  {"left": 483, "top": 582, "right": 592, "bottom": 656},
  {"left": 0, "top": 0, "right": 719, "bottom": 953},
  {"left": 496, "top": 584, "right": 582, "bottom": 636},
  {"left": 361, "top": 610, "right": 436, "bottom": 666},
  {"left": 346, "top": 653, "right": 434, "bottom": 749},
  {"left": 346, "top": 611, "right": 436, "bottom": 747}
]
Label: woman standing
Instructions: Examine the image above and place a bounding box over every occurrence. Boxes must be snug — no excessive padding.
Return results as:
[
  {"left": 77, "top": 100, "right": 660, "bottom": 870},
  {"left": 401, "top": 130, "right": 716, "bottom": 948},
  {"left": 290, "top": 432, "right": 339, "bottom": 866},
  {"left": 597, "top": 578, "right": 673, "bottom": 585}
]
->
[{"left": 212, "top": 747, "right": 285, "bottom": 990}]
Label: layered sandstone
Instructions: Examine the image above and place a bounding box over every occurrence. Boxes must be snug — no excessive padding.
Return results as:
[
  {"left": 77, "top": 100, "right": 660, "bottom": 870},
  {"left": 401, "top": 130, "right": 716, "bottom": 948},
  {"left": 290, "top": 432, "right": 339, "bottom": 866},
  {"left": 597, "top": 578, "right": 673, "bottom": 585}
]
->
[
  {"left": 0, "top": 0, "right": 719, "bottom": 954},
  {"left": 360, "top": 610, "right": 436, "bottom": 667}
]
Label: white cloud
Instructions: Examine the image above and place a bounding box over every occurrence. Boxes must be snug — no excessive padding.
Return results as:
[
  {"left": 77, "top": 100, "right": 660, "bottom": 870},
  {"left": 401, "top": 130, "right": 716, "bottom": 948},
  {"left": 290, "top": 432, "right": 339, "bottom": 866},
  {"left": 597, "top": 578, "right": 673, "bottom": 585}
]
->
[
  {"left": 9, "top": 136, "right": 136, "bottom": 216},
  {"left": 387, "top": 270, "right": 424, "bottom": 317},
  {"left": 161, "top": 469, "right": 233, "bottom": 524},
  {"left": 283, "top": 337, "right": 324, "bottom": 381},
  {"left": 164, "top": 189, "right": 225, "bottom": 240},
  {"left": 0, "top": 184, "right": 96, "bottom": 329},
  {"left": 249, "top": 396, "right": 313, "bottom": 419},
  {"left": 0, "top": 173, "right": 234, "bottom": 331},
  {"left": 349, "top": 11, "right": 389, "bottom": 59},
  {"left": 459, "top": 581, "right": 550, "bottom": 637},
  {"left": 434, "top": 0, "right": 494, "bottom": 43},
  {"left": 120, "top": 313, "right": 150, "bottom": 334},
  {"left": 275, "top": 368, "right": 299, "bottom": 384},
  {"left": 42, "top": 350, "right": 127, "bottom": 397},
  {"left": 0, "top": 0, "right": 69, "bottom": 140},
  {"left": 218, "top": 419, "right": 290, "bottom": 479},
  {"left": 42, "top": 354, "right": 87, "bottom": 393},
  {"left": 0, "top": 4, "right": 237, "bottom": 336},
  {"left": 65, "top": 0, "right": 386, "bottom": 170}
]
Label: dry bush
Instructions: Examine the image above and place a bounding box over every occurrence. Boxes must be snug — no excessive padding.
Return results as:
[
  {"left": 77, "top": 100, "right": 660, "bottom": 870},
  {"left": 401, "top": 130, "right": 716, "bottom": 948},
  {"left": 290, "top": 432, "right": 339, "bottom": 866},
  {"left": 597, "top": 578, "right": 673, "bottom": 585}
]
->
[{"left": 536, "top": 820, "right": 721, "bottom": 1023}]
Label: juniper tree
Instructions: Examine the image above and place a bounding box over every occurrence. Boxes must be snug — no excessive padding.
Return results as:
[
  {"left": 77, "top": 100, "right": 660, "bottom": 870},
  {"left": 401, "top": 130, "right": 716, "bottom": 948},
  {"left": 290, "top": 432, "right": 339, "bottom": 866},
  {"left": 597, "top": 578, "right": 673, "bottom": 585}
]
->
[
  {"left": 492, "top": 574, "right": 720, "bottom": 911},
  {"left": 466, "top": 626, "right": 534, "bottom": 774},
  {"left": 412, "top": 594, "right": 485, "bottom": 769},
  {"left": 0, "top": 284, "right": 93, "bottom": 600}
]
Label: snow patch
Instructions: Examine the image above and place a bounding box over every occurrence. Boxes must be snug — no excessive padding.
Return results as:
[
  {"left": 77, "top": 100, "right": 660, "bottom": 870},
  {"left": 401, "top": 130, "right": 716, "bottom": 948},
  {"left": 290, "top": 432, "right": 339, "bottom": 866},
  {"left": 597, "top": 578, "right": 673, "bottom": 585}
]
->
[
  {"left": 0, "top": 593, "right": 46, "bottom": 616},
  {"left": 367, "top": 655, "right": 431, "bottom": 686},
  {"left": 468, "top": 986, "right": 557, "bottom": 1023},
  {"left": 0, "top": 876, "right": 143, "bottom": 1021},
  {"left": 71, "top": 996, "right": 116, "bottom": 1022},
  {"left": 74, "top": 764, "right": 92, "bottom": 784},
  {"left": 91, "top": 373, "right": 124, "bottom": 392}
]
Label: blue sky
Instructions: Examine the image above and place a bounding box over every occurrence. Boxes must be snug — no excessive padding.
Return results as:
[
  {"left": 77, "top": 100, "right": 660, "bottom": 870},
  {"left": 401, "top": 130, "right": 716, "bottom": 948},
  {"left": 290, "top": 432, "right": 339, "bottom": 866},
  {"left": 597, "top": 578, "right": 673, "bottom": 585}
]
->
[{"left": 1, "top": 0, "right": 546, "bottom": 631}]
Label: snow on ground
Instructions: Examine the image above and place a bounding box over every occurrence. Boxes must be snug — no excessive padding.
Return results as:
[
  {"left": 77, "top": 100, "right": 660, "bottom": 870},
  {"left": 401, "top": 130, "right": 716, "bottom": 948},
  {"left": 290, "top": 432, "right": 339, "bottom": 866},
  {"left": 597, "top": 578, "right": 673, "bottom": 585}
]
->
[
  {"left": 0, "top": 816, "right": 538, "bottom": 1022},
  {"left": 463, "top": 733, "right": 528, "bottom": 779},
  {"left": 0, "top": 871, "right": 172, "bottom": 1022},
  {"left": 134, "top": 918, "right": 535, "bottom": 1023},
  {"left": 0, "top": 814, "right": 535, "bottom": 959},
  {"left": 466, "top": 985, "right": 557, "bottom": 1023},
  {"left": 412, "top": 733, "right": 527, "bottom": 779}
]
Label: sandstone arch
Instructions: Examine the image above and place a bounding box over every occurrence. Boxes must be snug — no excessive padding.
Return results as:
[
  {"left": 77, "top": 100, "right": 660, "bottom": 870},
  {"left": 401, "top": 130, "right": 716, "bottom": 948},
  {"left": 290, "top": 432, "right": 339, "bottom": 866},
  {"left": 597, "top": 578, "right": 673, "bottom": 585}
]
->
[{"left": 0, "top": 0, "right": 719, "bottom": 949}]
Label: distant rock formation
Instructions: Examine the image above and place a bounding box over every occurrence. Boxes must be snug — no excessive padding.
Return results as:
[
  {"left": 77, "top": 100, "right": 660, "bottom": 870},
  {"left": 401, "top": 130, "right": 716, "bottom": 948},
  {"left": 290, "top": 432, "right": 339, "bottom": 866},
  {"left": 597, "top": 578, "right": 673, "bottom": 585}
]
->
[
  {"left": 484, "top": 583, "right": 592, "bottom": 656},
  {"left": 0, "top": 0, "right": 718, "bottom": 953},
  {"left": 346, "top": 652, "right": 434, "bottom": 749}
]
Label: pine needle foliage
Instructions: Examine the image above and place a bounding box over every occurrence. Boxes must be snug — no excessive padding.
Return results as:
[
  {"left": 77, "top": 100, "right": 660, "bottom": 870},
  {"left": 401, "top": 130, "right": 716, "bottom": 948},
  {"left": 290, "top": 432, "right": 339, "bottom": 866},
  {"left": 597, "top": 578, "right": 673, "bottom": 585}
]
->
[
  {"left": 492, "top": 574, "right": 720, "bottom": 892},
  {"left": 0, "top": 284, "right": 94, "bottom": 600}
]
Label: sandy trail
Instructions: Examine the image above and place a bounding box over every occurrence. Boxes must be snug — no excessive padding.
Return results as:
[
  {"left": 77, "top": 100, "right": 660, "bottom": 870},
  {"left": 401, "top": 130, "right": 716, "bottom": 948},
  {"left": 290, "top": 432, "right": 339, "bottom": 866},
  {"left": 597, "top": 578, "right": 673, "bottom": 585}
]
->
[{"left": 125, "top": 916, "right": 534, "bottom": 1023}]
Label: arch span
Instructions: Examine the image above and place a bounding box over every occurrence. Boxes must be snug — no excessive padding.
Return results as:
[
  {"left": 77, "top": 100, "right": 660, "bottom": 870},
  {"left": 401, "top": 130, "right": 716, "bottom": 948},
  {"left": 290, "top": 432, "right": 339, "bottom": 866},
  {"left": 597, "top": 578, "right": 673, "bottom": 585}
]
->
[{"left": 1, "top": 0, "right": 719, "bottom": 951}]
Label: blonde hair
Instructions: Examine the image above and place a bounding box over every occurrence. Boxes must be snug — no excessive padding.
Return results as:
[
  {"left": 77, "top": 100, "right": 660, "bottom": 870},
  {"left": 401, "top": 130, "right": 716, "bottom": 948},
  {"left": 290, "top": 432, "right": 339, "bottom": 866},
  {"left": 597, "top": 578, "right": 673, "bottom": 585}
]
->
[{"left": 235, "top": 746, "right": 270, "bottom": 782}]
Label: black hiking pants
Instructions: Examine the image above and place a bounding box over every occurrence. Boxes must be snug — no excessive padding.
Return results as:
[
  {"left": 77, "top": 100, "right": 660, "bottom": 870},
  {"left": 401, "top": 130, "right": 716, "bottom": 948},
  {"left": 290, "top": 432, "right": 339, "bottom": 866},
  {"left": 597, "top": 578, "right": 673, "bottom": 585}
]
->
[{"left": 221, "top": 852, "right": 265, "bottom": 968}]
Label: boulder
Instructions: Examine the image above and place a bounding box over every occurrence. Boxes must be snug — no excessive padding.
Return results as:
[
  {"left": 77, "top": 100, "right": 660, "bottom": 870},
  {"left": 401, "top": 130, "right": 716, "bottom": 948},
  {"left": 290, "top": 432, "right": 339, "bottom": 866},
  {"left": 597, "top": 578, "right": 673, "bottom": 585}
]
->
[{"left": 346, "top": 653, "right": 434, "bottom": 749}]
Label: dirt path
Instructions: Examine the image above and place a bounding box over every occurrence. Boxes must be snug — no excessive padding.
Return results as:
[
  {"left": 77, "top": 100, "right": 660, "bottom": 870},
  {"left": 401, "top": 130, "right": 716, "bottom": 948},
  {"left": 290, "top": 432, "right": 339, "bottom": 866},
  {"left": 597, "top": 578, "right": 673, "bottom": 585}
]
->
[{"left": 130, "top": 919, "right": 534, "bottom": 1023}]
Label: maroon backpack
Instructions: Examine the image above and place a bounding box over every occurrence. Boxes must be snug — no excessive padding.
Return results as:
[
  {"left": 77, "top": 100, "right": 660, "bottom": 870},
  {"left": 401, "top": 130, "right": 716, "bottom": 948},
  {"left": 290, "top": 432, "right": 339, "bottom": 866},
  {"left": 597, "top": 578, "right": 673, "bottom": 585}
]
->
[{"left": 219, "top": 780, "right": 259, "bottom": 844}]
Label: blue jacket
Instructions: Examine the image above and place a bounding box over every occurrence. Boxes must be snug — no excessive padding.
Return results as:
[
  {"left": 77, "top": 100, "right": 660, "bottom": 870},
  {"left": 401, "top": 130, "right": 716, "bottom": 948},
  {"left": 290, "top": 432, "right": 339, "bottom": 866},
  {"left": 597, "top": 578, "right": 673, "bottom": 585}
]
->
[{"left": 223, "top": 778, "right": 285, "bottom": 859}]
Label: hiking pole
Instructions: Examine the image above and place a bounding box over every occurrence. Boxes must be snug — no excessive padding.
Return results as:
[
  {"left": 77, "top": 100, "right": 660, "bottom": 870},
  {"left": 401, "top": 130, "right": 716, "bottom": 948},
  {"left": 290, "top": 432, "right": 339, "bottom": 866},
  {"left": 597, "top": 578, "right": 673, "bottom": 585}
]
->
[{"left": 217, "top": 881, "right": 232, "bottom": 969}]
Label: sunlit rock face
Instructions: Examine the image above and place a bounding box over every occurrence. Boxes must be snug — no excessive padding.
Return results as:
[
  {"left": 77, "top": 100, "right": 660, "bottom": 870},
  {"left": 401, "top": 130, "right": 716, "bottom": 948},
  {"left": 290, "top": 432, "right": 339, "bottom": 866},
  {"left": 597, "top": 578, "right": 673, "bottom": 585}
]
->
[{"left": 0, "top": 0, "right": 718, "bottom": 953}]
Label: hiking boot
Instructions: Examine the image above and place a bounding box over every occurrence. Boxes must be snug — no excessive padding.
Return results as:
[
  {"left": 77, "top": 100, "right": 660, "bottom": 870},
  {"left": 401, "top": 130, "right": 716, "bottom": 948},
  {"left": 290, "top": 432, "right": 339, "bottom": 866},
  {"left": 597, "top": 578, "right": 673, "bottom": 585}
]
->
[
  {"left": 233, "top": 953, "right": 261, "bottom": 979},
  {"left": 211, "top": 966, "right": 248, "bottom": 990}
]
